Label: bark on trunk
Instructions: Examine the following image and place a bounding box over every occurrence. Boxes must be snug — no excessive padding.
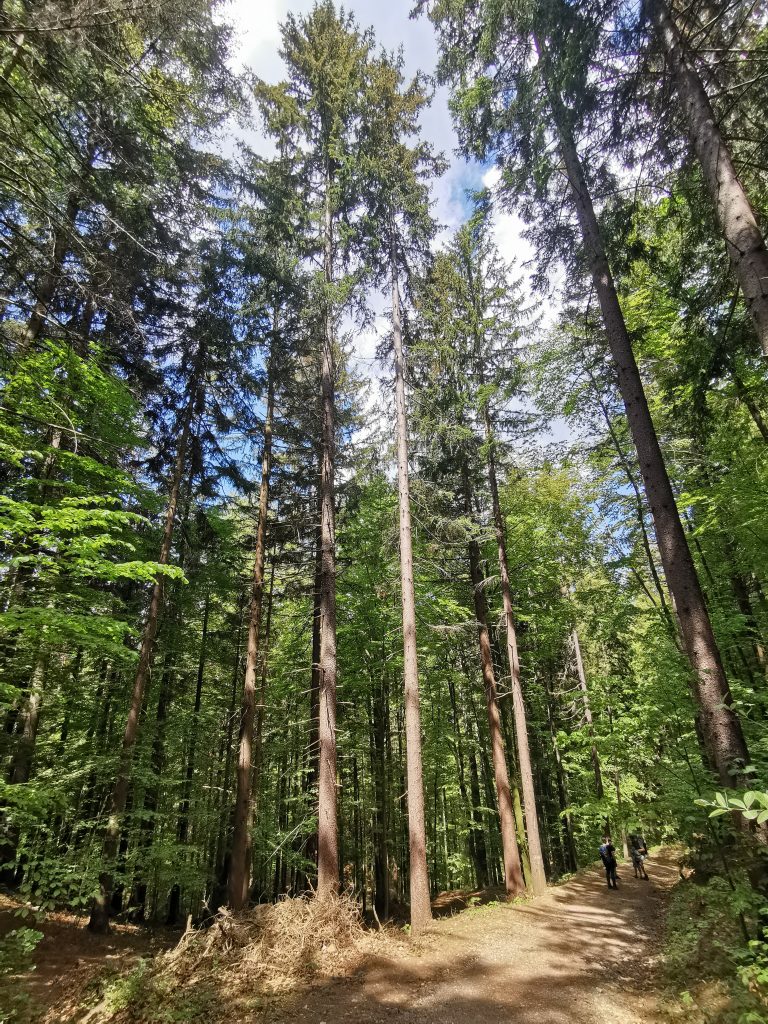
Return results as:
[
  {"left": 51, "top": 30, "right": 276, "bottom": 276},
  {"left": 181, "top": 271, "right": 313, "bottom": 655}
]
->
[
  {"left": 369, "top": 677, "right": 389, "bottom": 920},
  {"left": 729, "top": 364, "right": 768, "bottom": 445},
  {"left": 23, "top": 137, "right": 96, "bottom": 350},
  {"left": 464, "top": 481, "right": 525, "bottom": 896},
  {"left": 537, "top": 39, "right": 751, "bottom": 788},
  {"left": 305, "top": 496, "right": 323, "bottom": 884},
  {"left": 391, "top": 255, "right": 432, "bottom": 931},
  {"left": 482, "top": 409, "right": 546, "bottom": 894},
  {"left": 8, "top": 647, "right": 48, "bottom": 784},
  {"left": 212, "top": 595, "right": 246, "bottom": 906},
  {"left": 316, "top": 162, "right": 339, "bottom": 900},
  {"left": 88, "top": 383, "right": 196, "bottom": 933},
  {"left": 229, "top": 366, "right": 274, "bottom": 911},
  {"left": 648, "top": 0, "right": 768, "bottom": 356},
  {"left": 167, "top": 592, "right": 210, "bottom": 924},
  {"left": 570, "top": 626, "right": 605, "bottom": 799}
]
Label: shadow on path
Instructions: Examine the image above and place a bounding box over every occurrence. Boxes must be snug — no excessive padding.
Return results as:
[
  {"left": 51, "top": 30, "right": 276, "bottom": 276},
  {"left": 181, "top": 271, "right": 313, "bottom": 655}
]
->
[{"left": 272, "top": 851, "right": 679, "bottom": 1024}]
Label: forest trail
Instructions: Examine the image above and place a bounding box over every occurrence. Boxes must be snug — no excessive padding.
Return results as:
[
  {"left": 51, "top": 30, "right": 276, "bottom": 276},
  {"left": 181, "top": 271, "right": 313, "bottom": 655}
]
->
[{"left": 276, "top": 851, "right": 679, "bottom": 1024}]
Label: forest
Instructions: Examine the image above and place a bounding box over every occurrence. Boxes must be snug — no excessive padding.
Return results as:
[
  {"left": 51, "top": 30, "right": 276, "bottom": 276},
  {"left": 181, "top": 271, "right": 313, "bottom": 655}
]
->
[{"left": 1, "top": 0, "right": 768, "bottom": 1020}]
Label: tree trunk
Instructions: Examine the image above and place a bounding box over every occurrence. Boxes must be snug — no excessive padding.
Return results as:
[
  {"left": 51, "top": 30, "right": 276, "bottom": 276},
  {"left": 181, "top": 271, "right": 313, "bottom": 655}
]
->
[
  {"left": 229, "top": 366, "right": 274, "bottom": 911},
  {"left": 369, "top": 677, "right": 389, "bottom": 920},
  {"left": 129, "top": 663, "right": 173, "bottom": 922},
  {"left": 8, "top": 647, "right": 48, "bottom": 784},
  {"left": 729, "top": 364, "right": 768, "bottom": 445},
  {"left": 448, "top": 671, "right": 485, "bottom": 888},
  {"left": 167, "top": 592, "right": 210, "bottom": 924},
  {"left": 537, "top": 40, "right": 751, "bottom": 789},
  {"left": 24, "top": 192, "right": 81, "bottom": 349},
  {"left": 253, "top": 554, "right": 277, "bottom": 822},
  {"left": 317, "top": 163, "right": 339, "bottom": 900},
  {"left": 88, "top": 383, "right": 196, "bottom": 933},
  {"left": 648, "top": 0, "right": 768, "bottom": 356},
  {"left": 482, "top": 408, "right": 546, "bottom": 894},
  {"left": 23, "top": 137, "right": 96, "bottom": 350},
  {"left": 305, "top": 497, "right": 323, "bottom": 885},
  {"left": 464, "top": 484, "right": 525, "bottom": 897},
  {"left": 570, "top": 625, "right": 605, "bottom": 799},
  {"left": 543, "top": 670, "right": 578, "bottom": 873},
  {"left": 391, "top": 255, "right": 432, "bottom": 931},
  {"left": 212, "top": 596, "right": 246, "bottom": 909}
]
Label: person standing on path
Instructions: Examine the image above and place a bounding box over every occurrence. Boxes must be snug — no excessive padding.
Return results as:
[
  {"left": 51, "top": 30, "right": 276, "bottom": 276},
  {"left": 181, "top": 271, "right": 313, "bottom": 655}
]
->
[
  {"left": 599, "top": 836, "right": 618, "bottom": 889},
  {"left": 629, "top": 832, "right": 649, "bottom": 880}
]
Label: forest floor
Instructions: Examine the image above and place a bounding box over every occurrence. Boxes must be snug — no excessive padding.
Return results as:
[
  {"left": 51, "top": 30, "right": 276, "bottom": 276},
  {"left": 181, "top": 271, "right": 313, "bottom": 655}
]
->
[
  {"left": 3, "top": 851, "right": 682, "bottom": 1024},
  {"left": 270, "top": 850, "right": 681, "bottom": 1024}
]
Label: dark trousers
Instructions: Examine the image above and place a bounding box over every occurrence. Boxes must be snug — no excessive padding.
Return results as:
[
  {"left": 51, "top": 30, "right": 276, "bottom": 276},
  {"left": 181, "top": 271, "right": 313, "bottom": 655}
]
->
[{"left": 604, "top": 860, "right": 618, "bottom": 887}]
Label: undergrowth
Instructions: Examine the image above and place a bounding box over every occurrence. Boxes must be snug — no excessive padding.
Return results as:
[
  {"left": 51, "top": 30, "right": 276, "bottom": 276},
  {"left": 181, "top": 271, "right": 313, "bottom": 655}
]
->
[
  {"left": 662, "top": 863, "right": 768, "bottom": 1023},
  {"left": 0, "top": 926, "right": 43, "bottom": 1024}
]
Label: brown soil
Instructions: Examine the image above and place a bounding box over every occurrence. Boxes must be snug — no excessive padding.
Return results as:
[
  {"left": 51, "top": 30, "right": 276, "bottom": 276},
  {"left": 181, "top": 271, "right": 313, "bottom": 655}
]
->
[
  {"left": 0, "top": 895, "right": 176, "bottom": 1022},
  {"left": 272, "top": 851, "right": 679, "bottom": 1023},
  {"left": 4, "top": 851, "right": 679, "bottom": 1024}
]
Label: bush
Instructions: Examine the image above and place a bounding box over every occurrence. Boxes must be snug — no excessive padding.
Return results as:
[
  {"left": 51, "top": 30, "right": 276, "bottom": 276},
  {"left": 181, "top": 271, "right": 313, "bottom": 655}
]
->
[{"left": 0, "top": 927, "right": 43, "bottom": 1024}]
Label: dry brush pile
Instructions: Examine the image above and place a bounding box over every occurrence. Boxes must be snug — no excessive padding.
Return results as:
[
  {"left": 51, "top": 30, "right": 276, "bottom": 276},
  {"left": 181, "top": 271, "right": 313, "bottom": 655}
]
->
[{"left": 82, "top": 892, "right": 410, "bottom": 1023}]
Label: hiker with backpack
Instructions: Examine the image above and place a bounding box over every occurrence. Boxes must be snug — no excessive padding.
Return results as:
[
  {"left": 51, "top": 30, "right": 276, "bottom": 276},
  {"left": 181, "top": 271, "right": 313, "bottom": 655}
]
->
[{"left": 599, "top": 836, "right": 618, "bottom": 889}]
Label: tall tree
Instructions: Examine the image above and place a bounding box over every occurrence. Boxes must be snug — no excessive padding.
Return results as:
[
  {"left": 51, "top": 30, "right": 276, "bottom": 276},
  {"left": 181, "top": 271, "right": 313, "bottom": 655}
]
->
[
  {"left": 424, "top": 0, "right": 754, "bottom": 790},
  {"left": 256, "top": 1, "right": 377, "bottom": 899},
  {"left": 363, "top": 51, "right": 444, "bottom": 930},
  {"left": 644, "top": 0, "right": 768, "bottom": 356}
]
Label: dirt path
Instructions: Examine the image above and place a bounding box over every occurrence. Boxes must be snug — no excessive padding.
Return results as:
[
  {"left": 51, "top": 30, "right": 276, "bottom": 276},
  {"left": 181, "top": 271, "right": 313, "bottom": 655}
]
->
[{"left": 276, "top": 852, "right": 679, "bottom": 1024}]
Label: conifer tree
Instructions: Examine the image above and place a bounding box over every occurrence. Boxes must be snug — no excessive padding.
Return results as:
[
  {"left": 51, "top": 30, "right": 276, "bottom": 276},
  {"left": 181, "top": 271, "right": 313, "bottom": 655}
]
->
[
  {"left": 362, "top": 50, "right": 444, "bottom": 930},
  {"left": 424, "top": 0, "right": 755, "bottom": 791}
]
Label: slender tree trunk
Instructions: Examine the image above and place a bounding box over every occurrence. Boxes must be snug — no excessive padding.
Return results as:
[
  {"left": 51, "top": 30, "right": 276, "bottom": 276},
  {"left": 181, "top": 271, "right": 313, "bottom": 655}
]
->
[
  {"left": 464, "top": 486, "right": 525, "bottom": 897},
  {"left": 212, "top": 596, "right": 246, "bottom": 906},
  {"left": 606, "top": 707, "right": 630, "bottom": 859},
  {"left": 391, "top": 255, "right": 432, "bottom": 930},
  {"left": 129, "top": 663, "right": 173, "bottom": 922},
  {"left": 588, "top": 376, "right": 674, "bottom": 629},
  {"left": 536, "top": 41, "right": 751, "bottom": 789},
  {"left": 648, "top": 0, "right": 768, "bottom": 356},
  {"left": 24, "top": 192, "right": 81, "bottom": 348},
  {"left": 369, "top": 677, "right": 389, "bottom": 920},
  {"left": 448, "top": 671, "right": 485, "bottom": 887},
  {"left": 167, "top": 593, "right": 210, "bottom": 924},
  {"left": 23, "top": 137, "right": 96, "bottom": 350},
  {"left": 88, "top": 384, "right": 196, "bottom": 933},
  {"left": 8, "top": 647, "right": 48, "bottom": 784},
  {"left": 570, "top": 625, "right": 605, "bottom": 799},
  {"left": 253, "top": 554, "right": 277, "bottom": 822},
  {"left": 317, "top": 164, "right": 339, "bottom": 900},
  {"left": 482, "top": 409, "right": 546, "bottom": 894},
  {"left": 543, "top": 670, "right": 578, "bottom": 873},
  {"left": 467, "top": 742, "right": 489, "bottom": 889},
  {"left": 305, "top": 497, "right": 323, "bottom": 884},
  {"left": 229, "top": 367, "right": 274, "bottom": 911},
  {"left": 729, "top": 365, "right": 768, "bottom": 445}
]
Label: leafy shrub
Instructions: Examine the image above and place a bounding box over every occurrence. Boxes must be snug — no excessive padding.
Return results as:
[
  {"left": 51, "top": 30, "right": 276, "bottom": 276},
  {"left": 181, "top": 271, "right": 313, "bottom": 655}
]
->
[{"left": 0, "top": 927, "right": 43, "bottom": 1024}]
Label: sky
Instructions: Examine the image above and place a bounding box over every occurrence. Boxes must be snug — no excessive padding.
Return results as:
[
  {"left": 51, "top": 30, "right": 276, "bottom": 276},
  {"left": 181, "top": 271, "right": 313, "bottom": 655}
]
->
[
  {"left": 219, "top": 0, "right": 564, "bottom": 442},
  {"left": 222, "top": 0, "right": 534, "bottom": 296}
]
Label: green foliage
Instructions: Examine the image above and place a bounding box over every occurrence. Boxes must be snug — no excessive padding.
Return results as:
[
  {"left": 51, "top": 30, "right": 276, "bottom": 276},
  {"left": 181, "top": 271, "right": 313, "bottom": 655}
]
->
[
  {"left": 101, "top": 959, "right": 216, "bottom": 1023},
  {"left": 697, "top": 791, "right": 768, "bottom": 825},
  {"left": 664, "top": 871, "right": 768, "bottom": 1024},
  {"left": 0, "top": 927, "right": 43, "bottom": 1024}
]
